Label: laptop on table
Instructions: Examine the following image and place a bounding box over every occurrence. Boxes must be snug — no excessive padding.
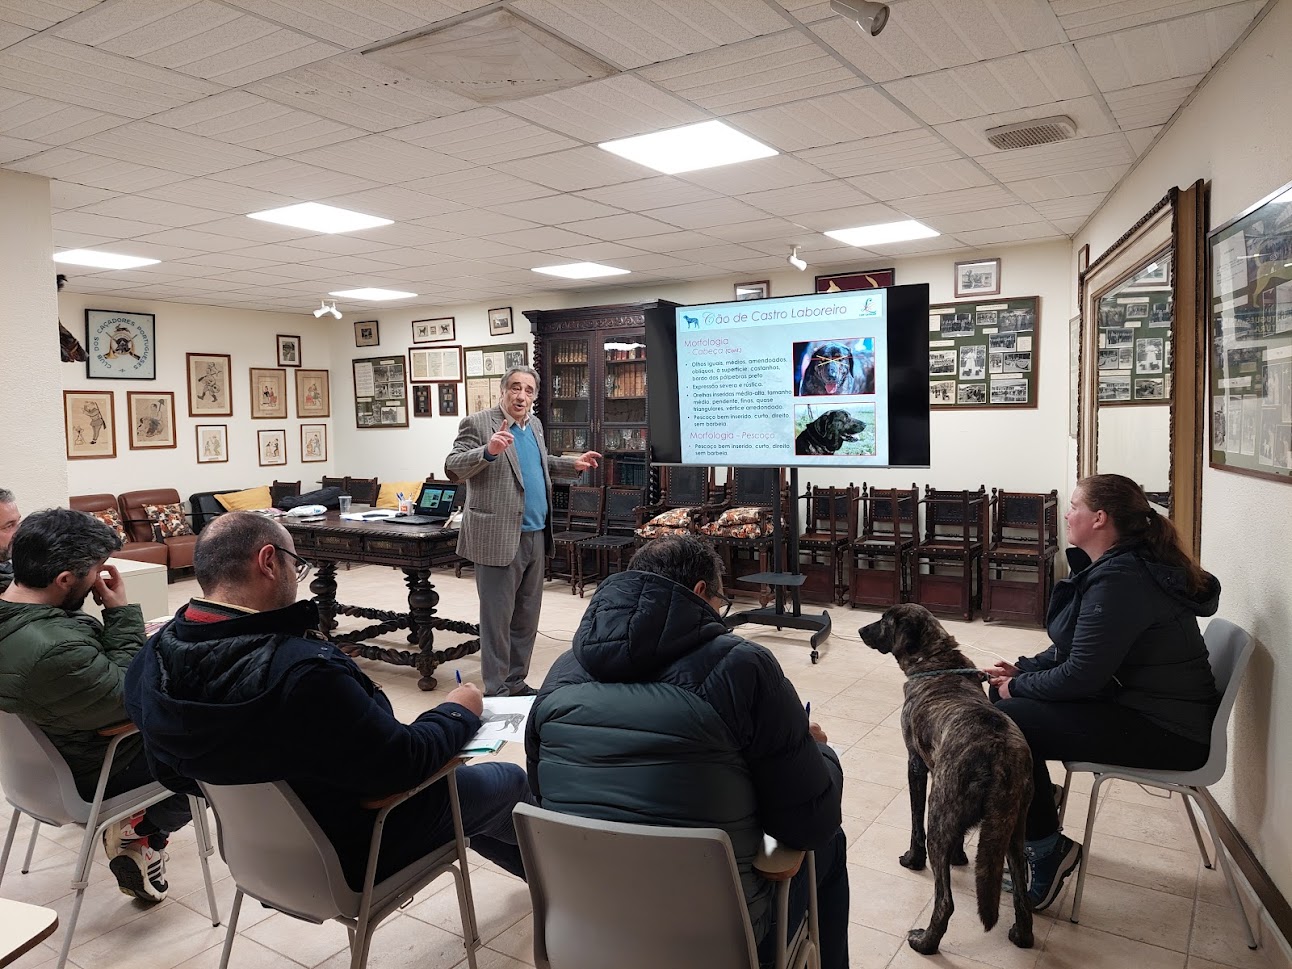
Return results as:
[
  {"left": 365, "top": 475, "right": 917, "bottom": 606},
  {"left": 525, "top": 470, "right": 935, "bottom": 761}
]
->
[{"left": 387, "top": 482, "right": 464, "bottom": 526}]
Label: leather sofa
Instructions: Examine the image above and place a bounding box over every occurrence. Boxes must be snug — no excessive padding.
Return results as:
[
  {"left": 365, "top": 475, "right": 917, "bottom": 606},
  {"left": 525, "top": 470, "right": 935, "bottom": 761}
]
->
[
  {"left": 68, "top": 494, "right": 168, "bottom": 567},
  {"left": 118, "top": 489, "right": 198, "bottom": 573}
]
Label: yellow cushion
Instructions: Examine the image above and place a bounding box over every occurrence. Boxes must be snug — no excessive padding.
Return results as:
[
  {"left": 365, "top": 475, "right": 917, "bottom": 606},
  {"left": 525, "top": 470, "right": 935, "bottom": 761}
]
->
[
  {"left": 376, "top": 480, "right": 423, "bottom": 509},
  {"left": 215, "top": 486, "right": 273, "bottom": 512}
]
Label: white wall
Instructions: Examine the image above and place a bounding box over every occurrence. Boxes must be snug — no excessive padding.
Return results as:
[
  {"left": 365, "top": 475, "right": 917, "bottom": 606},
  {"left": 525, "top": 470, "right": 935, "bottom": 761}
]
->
[
  {"left": 57, "top": 291, "right": 337, "bottom": 502},
  {"left": 1, "top": 171, "right": 69, "bottom": 508},
  {"left": 333, "top": 240, "right": 1073, "bottom": 498},
  {"left": 1076, "top": 0, "right": 1292, "bottom": 901}
]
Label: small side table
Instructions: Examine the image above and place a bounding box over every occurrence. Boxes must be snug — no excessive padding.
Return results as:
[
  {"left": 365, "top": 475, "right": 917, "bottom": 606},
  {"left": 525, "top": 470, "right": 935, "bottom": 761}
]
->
[{"left": 0, "top": 899, "right": 58, "bottom": 968}]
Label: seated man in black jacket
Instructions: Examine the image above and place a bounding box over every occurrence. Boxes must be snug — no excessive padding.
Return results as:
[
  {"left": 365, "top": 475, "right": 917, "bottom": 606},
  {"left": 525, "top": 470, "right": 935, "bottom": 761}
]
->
[
  {"left": 124, "top": 511, "right": 530, "bottom": 891},
  {"left": 526, "top": 535, "right": 849, "bottom": 969}
]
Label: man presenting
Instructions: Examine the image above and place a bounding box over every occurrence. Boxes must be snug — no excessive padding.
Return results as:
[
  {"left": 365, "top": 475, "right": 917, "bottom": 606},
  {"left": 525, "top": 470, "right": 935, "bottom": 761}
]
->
[
  {"left": 0, "top": 489, "right": 19, "bottom": 594},
  {"left": 446, "top": 365, "right": 600, "bottom": 697},
  {"left": 526, "top": 535, "right": 849, "bottom": 969},
  {"left": 125, "top": 512, "right": 532, "bottom": 889},
  {"left": 0, "top": 509, "right": 190, "bottom": 902}
]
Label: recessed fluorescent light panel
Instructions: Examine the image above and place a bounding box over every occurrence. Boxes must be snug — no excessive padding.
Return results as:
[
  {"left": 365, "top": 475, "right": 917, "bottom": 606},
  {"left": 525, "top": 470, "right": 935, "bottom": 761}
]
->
[
  {"left": 329, "top": 288, "right": 417, "bottom": 300},
  {"left": 825, "top": 220, "right": 939, "bottom": 247},
  {"left": 532, "top": 262, "right": 630, "bottom": 279},
  {"left": 599, "top": 120, "right": 777, "bottom": 175},
  {"left": 248, "top": 202, "right": 393, "bottom": 234},
  {"left": 53, "top": 249, "right": 159, "bottom": 270}
]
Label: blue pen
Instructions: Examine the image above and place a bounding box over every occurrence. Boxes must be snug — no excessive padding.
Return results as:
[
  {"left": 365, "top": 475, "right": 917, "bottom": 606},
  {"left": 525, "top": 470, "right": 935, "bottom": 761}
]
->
[
  {"left": 804, "top": 701, "right": 810, "bottom": 718},
  {"left": 455, "top": 669, "right": 462, "bottom": 686}
]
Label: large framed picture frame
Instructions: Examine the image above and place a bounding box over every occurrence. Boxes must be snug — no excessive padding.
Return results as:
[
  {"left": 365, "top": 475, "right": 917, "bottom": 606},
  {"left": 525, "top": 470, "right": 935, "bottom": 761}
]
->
[
  {"left": 928, "top": 296, "right": 1040, "bottom": 409},
  {"left": 954, "top": 258, "right": 1002, "bottom": 298},
  {"left": 249, "top": 368, "right": 288, "bottom": 419},
  {"left": 409, "top": 345, "right": 464, "bottom": 383},
  {"left": 126, "top": 391, "right": 177, "bottom": 449},
  {"left": 276, "top": 334, "right": 301, "bottom": 367},
  {"left": 488, "top": 306, "right": 514, "bottom": 336},
  {"left": 186, "top": 353, "right": 232, "bottom": 417},
  {"left": 85, "top": 309, "right": 156, "bottom": 379},
  {"left": 412, "top": 384, "right": 433, "bottom": 418},
  {"left": 295, "top": 369, "right": 331, "bottom": 418},
  {"left": 413, "top": 317, "right": 454, "bottom": 343},
  {"left": 1208, "top": 179, "right": 1292, "bottom": 483},
  {"left": 463, "top": 343, "right": 527, "bottom": 414},
  {"left": 815, "top": 268, "right": 894, "bottom": 293},
  {"left": 195, "top": 424, "right": 228, "bottom": 463},
  {"left": 353, "top": 355, "right": 408, "bottom": 428},
  {"left": 63, "top": 390, "right": 116, "bottom": 459}
]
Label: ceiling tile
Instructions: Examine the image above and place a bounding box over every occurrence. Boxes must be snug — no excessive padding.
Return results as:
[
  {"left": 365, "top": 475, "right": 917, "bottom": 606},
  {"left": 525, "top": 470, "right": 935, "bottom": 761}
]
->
[
  {"left": 934, "top": 96, "right": 1116, "bottom": 157},
  {"left": 1104, "top": 75, "right": 1203, "bottom": 130},
  {"left": 149, "top": 91, "right": 365, "bottom": 155},
  {"left": 76, "top": 195, "right": 227, "bottom": 226},
  {"left": 0, "top": 22, "right": 33, "bottom": 51},
  {"left": 543, "top": 241, "right": 644, "bottom": 262},
  {"left": 677, "top": 155, "right": 832, "bottom": 196},
  {"left": 248, "top": 53, "right": 477, "bottom": 132},
  {"left": 9, "top": 146, "right": 190, "bottom": 191},
  {"left": 494, "top": 145, "right": 647, "bottom": 192},
  {"left": 293, "top": 135, "right": 470, "bottom": 184},
  {"left": 209, "top": 157, "right": 382, "bottom": 198},
  {"left": 511, "top": 0, "right": 787, "bottom": 70},
  {"left": 0, "top": 132, "right": 41, "bottom": 161},
  {"left": 792, "top": 202, "right": 905, "bottom": 232},
  {"left": 813, "top": 0, "right": 1066, "bottom": 83},
  {"left": 500, "top": 195, "right": 624, "bottom": 224},
  {"left": 405, "top": 167, "right": 559, "bottom": 207},
  {"left": 1053, "top": 0, "right": 1260, "bottom": 39},
  {"left": 896, "top": 183, "right": 1021, "bottom": 219},
  {"left": 506, "top": 74, "right": 705, "bottom": 142},
  {"left": 735, "top": 179, "right": 873, "bottom": 217},
  {"left": 221, "top": 0, "right": 471, "bottom": 48},
  {"left": 416, "top": 209, "right": 540, "bottom": 236},
  {"left": 0, "top": 0, "right": 102, "bottom": 31},
  {"left": 560, "top": 213, "right": 677, "bottom": 241},
  {"left": 1032, "top": 192, "right": 1105, "bottom": 220},
  {"left": 919, "top": 203, "right": 1047, "bottom": 234},
  {"left": 137, "top": 176, "right": 298, "bottom": 213},
  {"left": 1125, "top": 125, "right": 1163, "bottom": 155},
  {"left": 132, "top": 227, "right": 262, "bottom": 252},
  {"left": 954, "top": 222, "right": 1066, "bottom": 245},
  {"left": 643, "top": 196, "right": 768, "bottom": 229},
  {"left": 614, "top": 229, "right": 721, "bottom": 253},
  {"left": 728, "top": 86, "right": 920, "bottom": 152},
  {"left": 976, "top": 132, "right": 1134, "bottom": 181},
  {"left": 1074, "top": 2, "right": 1263, "bottom": 89},
  {"left": 0, "top": 35, "right": 219, "bottom": 117},
  {"left": 1052, "top": 216, "right": 1088, "bottom": 235},
  {"left": 802, "top": 129, "right": 960, "bottom": 178},
  {"left": 387, "top": 107, "right": 578, "bottom": 164},
  {"left": 702, "top": 217, "right": 805, "bottom": 243},
  {"left": 855, "top": 159, "right": 994, "bottom": 201},
  {"left": 0, "top": 89, "right": 123, "bottom": 145},
  {"left": 48, "top": 179, "right": 118, "bottom": 209},
  {"left": 481, "top": 225, "right": 599, "bottom": 249},
  {"left": 882, "top": 45, "right": 1092, "bottom": 126},
  {"left": 321, "top": 185, "right": 470, "bottom": 221},
  {"left": 576, "top": 175, "right": 721, "bottom": 211},
  {"left": 641, "top": 32, "right": 859, "bottom": 114},
  {"left": 68, "top": 122, "right": 272, "bottom": 176},
  {"left": 1004, "top": 165, "right": 1130, "bottom": 201}
]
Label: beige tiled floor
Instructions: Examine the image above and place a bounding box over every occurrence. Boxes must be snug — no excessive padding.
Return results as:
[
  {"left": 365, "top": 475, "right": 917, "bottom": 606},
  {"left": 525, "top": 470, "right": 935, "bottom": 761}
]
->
[{"left": 3, "top": 566, "right": 1287, "bottom": 969}]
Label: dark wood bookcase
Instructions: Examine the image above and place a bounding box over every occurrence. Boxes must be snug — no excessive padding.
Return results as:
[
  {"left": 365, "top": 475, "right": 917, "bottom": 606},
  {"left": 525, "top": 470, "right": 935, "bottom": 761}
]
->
[{"left": 525, "top": 300, "right": 677, "bottom": 510}]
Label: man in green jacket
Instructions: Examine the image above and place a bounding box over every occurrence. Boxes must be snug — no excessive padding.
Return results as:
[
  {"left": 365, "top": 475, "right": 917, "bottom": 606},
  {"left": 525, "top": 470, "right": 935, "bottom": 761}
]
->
[
  {"left": 0, "top": 487, "right": 18, "bottom": 594},
  {"left": 0, "top": 508, "right": 189, "bottom": 902}
]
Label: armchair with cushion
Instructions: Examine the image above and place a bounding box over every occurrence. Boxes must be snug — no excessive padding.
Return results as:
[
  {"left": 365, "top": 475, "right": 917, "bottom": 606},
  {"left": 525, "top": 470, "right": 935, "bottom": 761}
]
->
[
  {"left": 68, "top": 495, "right": 168, "bottom": 567},
  {"left": 118, "top": 489, "right": 198, "bottom": 576}
]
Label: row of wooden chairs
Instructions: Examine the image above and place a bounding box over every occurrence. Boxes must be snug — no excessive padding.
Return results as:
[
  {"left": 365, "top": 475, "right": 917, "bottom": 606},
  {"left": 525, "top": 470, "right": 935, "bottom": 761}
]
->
[{"left": 320, "top": 475, "right": 380, "bottom": 505}]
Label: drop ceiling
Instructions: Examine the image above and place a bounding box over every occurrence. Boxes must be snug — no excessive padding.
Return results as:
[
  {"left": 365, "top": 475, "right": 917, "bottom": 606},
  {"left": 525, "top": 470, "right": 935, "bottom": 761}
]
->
[{"left": 0, "top": 0, "right": 1268, "bottom": 314}]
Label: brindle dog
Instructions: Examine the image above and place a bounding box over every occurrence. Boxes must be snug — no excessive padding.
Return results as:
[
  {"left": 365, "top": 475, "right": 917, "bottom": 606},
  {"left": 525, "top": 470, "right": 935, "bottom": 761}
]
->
[{"left": 860, "top": 604, "right": 1034, "bottom": 955}]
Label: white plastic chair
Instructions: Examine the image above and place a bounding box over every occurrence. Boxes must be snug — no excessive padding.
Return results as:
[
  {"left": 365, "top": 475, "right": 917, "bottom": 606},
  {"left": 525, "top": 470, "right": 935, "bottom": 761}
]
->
[
  {"left": 1057, "top": 617, "right": 1258, "bottom": 948},
  {"left": 200, "top": 759, "right": 480, "bottom": 969},
  {"left": 513, "top": 803, "right": 820, "bottom": 969},
  {"left": 0, "top": 713, "right": 220, "bottom": 969}
]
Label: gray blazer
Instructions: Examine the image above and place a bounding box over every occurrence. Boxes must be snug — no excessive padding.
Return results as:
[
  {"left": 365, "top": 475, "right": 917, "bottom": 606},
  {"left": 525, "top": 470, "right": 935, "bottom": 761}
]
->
[{"left": 445, "top": 404, "right": 581, "bottom": 567}]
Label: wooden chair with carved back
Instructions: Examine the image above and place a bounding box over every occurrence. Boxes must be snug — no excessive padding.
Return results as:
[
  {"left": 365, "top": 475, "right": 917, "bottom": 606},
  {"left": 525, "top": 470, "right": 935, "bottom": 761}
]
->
[
  {"left": 982, "top": 489, "right": 1059, "bottom": 626},
  {"left": 848, "top": 483, "right": 919, "bottom": 609},
  {"left": 911, "top": 485, "right": 987, "bottom": 621},
  {"left": 798, "top": 483, "right": 858, "bottom": 606},
  {"left": 548, "top": 485, "right": 605, "bottom": 594}
]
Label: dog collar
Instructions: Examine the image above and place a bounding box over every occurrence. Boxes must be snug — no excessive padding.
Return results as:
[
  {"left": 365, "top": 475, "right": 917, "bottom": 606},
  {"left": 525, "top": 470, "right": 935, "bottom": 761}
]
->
[{"left": 906, "top": 668, "right": 987, "bottom": 682}]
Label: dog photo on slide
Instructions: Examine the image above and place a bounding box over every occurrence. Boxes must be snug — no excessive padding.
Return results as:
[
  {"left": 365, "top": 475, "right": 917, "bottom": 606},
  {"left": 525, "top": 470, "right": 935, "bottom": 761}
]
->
[
  {"left": 793, "top": 404, "right": 875, "bottom": 456},
  {"left": 793, "top": 338, "right": 876, "bottom": 396},
  {"left": 860, "top": 604, "right": 1034, "bottom": 956}
]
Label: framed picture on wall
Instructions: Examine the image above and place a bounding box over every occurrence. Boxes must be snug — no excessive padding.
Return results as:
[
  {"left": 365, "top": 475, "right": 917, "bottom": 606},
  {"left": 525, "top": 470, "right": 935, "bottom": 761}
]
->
[
  {"left": 352, "top": 355, "right": 408, "bottom": 428},
  {"left": 413, "top": 317, "right": 455, "bottom": 343},
  {"left": 85, "top": 309, "right": 156, "bottom": 380},
  {"left": 186, "top": 353, "right": 232, "bottom": 417},
  {"left": 195, "top": 424, "right": 228, "bottom": 463},
  {"left": 412, "top": 384, "right": 433, "bottom": 418},
  {"left": 815, "top": 268, "right": 894, "bottom": 293},
  {"left": 300, "top": 424, "right": 327, "bottom": 462},
  {"left": 409, "top": 346, "right": 463, "bottom": 382},
  {"left": 954, "top": 258, "right": 1002, "bottom": 298},
  {"left": 734, "top": 281, "right": 769, "bottom": 300},
  {"left": 354, "top": 320, "right": 380, "bottom": 347},
  {"left": 488, "top": 306, "right": 514, "bottom": 336},
  {"left": 63, "top": 390, "right": 116, "bottom": 460},
  {"left": 276, "top": 334, "right": 301, "bottom": 367},
  {"left": 257, "top": 429, "right": 287, "bottom": 467},
  {"left": 294, "top": 369, "right": 330, "bottom": 418},
  {"left": 126, "top": 391, "right": 177, "bottom": 449},
  {"left": 249, "top": 368, "right": 288, "bottom": 419},
  {"left": 438, "top": 383, "right": 459, "bottom": 417}
]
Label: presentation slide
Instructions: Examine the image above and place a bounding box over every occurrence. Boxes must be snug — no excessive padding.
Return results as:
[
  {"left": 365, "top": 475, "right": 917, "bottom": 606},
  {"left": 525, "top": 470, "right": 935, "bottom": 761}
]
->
[{"left": 676, "top": 291, "right": 890, "bottom": 467}]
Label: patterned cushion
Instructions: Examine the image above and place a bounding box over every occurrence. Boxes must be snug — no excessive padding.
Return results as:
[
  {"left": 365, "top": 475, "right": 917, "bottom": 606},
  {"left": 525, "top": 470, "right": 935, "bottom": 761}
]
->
[
  {"left": 89, "top": 508, "right": 127, "bottom": 541},
  {"left": 713, "top": 506, "right": 765, "bottom": 528},
  {"left": 634, "top": 506, "right": 695, "bottom": 539},
  {"left": 143, "top": 502, "right": 193, "bottom": 541},
  {"left": 698, "top": 520, "right": 775, "bottom": 539},
  {"left": 635, "top": 524, "right": 693, "bottom": 539}
]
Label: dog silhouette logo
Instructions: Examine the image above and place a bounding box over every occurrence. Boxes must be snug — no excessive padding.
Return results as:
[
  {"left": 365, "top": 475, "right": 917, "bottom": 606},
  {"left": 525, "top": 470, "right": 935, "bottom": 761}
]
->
[{"left": 684, "top": 315, "right": 699, "bottom": 329}]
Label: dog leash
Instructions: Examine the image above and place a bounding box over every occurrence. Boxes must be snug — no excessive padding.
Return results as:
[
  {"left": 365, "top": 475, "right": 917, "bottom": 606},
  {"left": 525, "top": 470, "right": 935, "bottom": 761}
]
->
[{"left": 906, "top": 667, "right": 987, "bottom": 682}]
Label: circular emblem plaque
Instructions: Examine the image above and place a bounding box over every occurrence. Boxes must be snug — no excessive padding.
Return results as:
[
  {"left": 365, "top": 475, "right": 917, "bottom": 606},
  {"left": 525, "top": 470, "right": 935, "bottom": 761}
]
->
[{"left": 86, "top": 309, "right": 156, "bottom": 379}]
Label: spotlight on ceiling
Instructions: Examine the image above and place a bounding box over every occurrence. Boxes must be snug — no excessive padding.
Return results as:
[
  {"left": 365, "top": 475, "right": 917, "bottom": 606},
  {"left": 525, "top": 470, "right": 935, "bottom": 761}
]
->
[
  {"left": 788, "top": 246, "right": 807, "bottom": 272},
  {"left": 313, "top": 299, "right": 342, "bottom": 320},
  {"left": 830, "top": 0, "right": 889, "bottom": 36}
]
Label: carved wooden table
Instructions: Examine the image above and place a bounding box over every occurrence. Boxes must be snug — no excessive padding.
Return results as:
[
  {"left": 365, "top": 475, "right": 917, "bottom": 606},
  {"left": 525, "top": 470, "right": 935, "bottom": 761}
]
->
[{"left": 283, "top": 514, "right": 477, "bottom": 691}]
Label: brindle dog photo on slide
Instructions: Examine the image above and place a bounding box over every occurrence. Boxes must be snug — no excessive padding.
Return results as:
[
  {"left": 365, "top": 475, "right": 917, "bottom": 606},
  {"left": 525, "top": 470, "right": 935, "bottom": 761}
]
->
[{"left": 860, "top": 604, "right": 1034, "bottom": 955}]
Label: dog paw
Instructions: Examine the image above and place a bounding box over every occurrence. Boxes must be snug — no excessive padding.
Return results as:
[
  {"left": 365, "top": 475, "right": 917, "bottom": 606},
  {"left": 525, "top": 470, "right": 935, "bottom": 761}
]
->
[
  {"left": 907, "top": 928, "right": 940, "bottom": 955},
  {"left": 1008, "top": 924, "right": 1035, "bottom": 949},
  {"left": 951, "top": 845, "right": 969, "bottom": 866},
  {"left": 899, "top": 850, "right": 926, "bottom": 871}
]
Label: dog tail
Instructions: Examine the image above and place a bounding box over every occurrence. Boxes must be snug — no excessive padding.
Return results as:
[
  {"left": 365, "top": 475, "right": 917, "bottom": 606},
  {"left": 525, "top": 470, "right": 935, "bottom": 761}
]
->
[{"left": 974, "top": 813, "right": 1011, "bottom": 930}]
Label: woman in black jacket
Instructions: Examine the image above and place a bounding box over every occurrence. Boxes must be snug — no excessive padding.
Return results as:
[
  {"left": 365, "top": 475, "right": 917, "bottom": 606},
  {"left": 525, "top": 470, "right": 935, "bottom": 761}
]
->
[{"left": 986, "top": 474, "right": 1220, "bottom": 910}]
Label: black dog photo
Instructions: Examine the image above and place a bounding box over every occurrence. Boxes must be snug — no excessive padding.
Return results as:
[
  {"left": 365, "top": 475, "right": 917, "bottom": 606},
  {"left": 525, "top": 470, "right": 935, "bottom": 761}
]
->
[
  {"left": 793, "top": 337, "right": 876, "bottom": 396},
  {"left": 793, "top": 404, "right": 875, "bottom": 456}
]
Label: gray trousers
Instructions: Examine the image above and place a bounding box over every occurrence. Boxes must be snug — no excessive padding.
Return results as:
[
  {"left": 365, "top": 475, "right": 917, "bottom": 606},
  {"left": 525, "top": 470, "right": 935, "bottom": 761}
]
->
[{"left": 475, "top": 529, "right": 544, "bottom": 696}]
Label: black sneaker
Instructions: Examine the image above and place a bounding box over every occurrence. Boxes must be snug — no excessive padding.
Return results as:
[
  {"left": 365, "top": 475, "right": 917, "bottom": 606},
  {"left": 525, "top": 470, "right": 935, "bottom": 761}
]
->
[
  {"left": 1027, "top": 835, "right": 1081, "bottom": 912},
  {"left": 109, "top": 842, "right": 169, "bottom": 903},
  {"left": 510, "top": 684, "right": 539, "bottom": 697}
]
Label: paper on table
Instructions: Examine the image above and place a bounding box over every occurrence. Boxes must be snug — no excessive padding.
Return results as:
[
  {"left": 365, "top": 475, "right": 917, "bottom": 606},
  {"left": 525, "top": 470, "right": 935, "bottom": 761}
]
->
[{"left": 466, "top": 695, "right": 535, "bottom": 749}]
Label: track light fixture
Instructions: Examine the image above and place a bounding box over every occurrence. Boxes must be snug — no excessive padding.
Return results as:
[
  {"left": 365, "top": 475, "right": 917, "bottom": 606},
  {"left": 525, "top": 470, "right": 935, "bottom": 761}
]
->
[
  {"left": 830, "top": 0, "right": 889, "bottom": 36},
  {"left": 788, "top": 246, "right": 807, "bottom": 271},
  {"left": 313, "top": 299, "right": 342, "bottom": 320}
]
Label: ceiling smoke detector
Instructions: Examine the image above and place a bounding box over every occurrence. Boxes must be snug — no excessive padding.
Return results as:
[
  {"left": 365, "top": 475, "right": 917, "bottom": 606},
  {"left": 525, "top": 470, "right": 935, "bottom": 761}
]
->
[{"left": 985, "top": 115, "right": 1077, "bottom": 151}]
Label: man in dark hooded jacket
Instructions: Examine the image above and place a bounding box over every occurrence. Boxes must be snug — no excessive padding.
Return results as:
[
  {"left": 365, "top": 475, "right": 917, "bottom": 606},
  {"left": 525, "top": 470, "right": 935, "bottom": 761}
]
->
[
  {"left": 124, "top": 511, "right": 531, "bottom": 891},
  {"left": 526, "top": 535, "right": 848, "bottom": 969}
]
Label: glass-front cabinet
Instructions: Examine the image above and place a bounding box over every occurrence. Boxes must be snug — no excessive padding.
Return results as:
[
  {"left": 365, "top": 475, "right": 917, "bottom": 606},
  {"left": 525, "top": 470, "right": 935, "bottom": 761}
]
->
[{"left": 525, "top": 300, "right": 677, "bottom": 509}]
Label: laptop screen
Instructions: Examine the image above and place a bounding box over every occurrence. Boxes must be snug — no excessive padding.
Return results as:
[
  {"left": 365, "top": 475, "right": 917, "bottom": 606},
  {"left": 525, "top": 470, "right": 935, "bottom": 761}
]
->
[{"left": 415, "top": 482, "right": 462, "bottom": 518}]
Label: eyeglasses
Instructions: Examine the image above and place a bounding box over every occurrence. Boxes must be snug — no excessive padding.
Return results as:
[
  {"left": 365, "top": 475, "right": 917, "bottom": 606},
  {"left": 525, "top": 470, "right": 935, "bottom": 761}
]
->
[
  {"left": 272, "top": 544, "right": 313, "bottom": 582},
  {"left": 712, "top": 591, "right": 734, "bottom": 619}
]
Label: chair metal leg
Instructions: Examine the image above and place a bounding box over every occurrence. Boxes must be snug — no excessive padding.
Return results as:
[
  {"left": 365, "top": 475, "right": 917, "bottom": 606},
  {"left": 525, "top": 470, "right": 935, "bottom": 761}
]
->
[
  {"left": 55, "top": 885, "right": 87, "bottom": 969},
  {"left": 448, "top": 771, "right": 480, "bottom": 969},
  {"left": 21, "top": 817, "right": 41, "bottom": 873},
  {"left": 1190, "top": 790, "right": 1258, "bottom": 949},
  {"left": 349, "top": 921, "right": 374, "bottom": 969},
  {"left": 189, "top": 796, "right": 222, "bottom": 925},
  {"left": 1069, "top": 773, "right": 1106, "bottom": 924},
  {"left": 1057, "top": 770, "right": 1074, "bottom": 828},
  {"left": 218, "top": 889, "right": 244, "bottom": 969},
  {"left": 0, "top": 808, "right": 19, "bottom": 887},
  {"left": 1180, "top": 793, "right": 1212, "bottom": 868}
]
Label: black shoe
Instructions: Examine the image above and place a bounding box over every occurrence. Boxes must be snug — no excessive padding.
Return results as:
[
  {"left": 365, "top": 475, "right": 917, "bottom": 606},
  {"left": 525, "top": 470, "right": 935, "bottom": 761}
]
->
[
  {"left": 510, "top": 684, "right": 538, "bottom": 697},
  {"left": 1027, "top": 835, "right": 1082, "bottom": 912}
]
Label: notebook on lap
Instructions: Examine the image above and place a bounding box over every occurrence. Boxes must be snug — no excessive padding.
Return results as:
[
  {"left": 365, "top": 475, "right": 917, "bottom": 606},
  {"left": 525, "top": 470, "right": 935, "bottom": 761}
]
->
[{"left": 387, "top": 482, "right": 463, "bottom": 526}]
